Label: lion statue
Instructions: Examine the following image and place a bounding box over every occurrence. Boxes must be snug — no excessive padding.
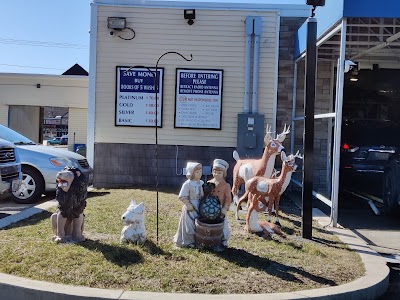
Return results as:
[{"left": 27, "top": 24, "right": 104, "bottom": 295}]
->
[{"left": 51, "top": 166, "right": 88, "bottom": 243}]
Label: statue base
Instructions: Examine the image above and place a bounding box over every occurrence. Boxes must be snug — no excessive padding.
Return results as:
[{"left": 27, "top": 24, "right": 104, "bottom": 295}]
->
[{"left": 195, "top": 218, "right": 224, "bottom": 250}]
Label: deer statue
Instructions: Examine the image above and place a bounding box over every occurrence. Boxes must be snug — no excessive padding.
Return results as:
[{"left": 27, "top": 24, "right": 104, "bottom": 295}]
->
[
  {"left": 232, "top": 124, "right": 290, "bottom": 217},
  {"left": 244, "top": 192, "right": 286, "bottom": 238},
  {"left": 238, "top": 150, "right": 302, "bottom": 228}
]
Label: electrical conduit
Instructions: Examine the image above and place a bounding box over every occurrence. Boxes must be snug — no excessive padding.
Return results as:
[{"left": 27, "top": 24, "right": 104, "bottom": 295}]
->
[
  {"left": 243, "top": 16, "right": 253, "bottom": 113},
  {"left": 251, "top": 16, "right": 262, "bottom": 114}
]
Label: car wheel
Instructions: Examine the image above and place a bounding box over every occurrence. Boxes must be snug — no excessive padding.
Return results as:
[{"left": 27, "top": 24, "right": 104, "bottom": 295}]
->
[
  {"left": 383, "top": 168, "right": 400, "bottom": 216},
  {"left": 11, "top": 166, "right": 44, "bottom": 204}
]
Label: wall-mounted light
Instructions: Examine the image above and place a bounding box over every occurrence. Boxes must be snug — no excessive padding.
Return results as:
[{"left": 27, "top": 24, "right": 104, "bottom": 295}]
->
[
  {"left": 107, "top": 17, "right": 135, "bottom": 40},
  {"left": 107, "top": 17, "right": 126, "bottom": 30},
  {"left": 306, "top": 0, "right": 325, "bottom": 17},
  {"left": 350, "top": 70, "right": 359, "bottom": 82},
  {"left": 306, "top": 0, "right": 325, "bottom": 6},
  {"left": 344, "top": 60, "right": 357, "bottom": 73},
  {"left": 184, "top": 9, "right": 195, "bottom": 25}
]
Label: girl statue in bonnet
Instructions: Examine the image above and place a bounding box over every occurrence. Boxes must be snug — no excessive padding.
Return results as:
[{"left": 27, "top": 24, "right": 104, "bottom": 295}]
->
[
  {"left": 208, "top": 159, "right": 232, "bottom": 248},
  {"left": 173, "top": 162, "right": 203, "bottom": 248}
]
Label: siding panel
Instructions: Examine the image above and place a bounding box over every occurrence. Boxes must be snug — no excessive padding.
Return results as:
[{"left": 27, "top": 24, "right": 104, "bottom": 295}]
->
[
  {"left": 95, "top": 6, "right": 278, "bottom": 147},
  {"left": 0, "top": 104, "right": 8, "bottom": 125},
  {"left": 0, "top": 74, "right": 88, "bottom": 109},
  {"left": 68, "top": 108, "right": 88, "bottom": 152}
]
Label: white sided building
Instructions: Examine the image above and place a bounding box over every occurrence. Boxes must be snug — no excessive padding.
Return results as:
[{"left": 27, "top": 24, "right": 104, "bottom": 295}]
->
[
  {"left": 89, "top": 0, "right": 309, "bottom": 187},
  {"left": 0, "top": 73, "right": 89, "bottom": 151}
]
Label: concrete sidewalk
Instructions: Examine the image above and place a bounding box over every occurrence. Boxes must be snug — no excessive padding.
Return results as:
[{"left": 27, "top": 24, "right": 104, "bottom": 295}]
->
[{"left": 0, "top": 199, "right": 390, "bottom": 300}]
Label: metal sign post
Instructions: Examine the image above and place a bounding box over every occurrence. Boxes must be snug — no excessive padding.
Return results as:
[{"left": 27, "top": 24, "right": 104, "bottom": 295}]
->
[
  {"left": 154, "top": 52, "right": 192, "bottom": 242},
  {"left": 122, "top": 52, "right": 193, "bottom": 242},
  {"left": 302, "top": 7, "right": 318, "bottom": 239}
]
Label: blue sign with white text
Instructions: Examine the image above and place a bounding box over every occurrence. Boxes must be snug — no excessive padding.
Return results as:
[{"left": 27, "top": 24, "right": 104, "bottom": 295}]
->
[
  {"left": 119, "top": 69, "right": 161, "bottom": 93},
  {"left": 178, "top": 72, "right": 220, "bottom": 95},
  {"left": 175, "top": 69, "right": 223, "bottom": 129},
  {"left": 115, "top": 66, "right": 164, "bottom": 127}
]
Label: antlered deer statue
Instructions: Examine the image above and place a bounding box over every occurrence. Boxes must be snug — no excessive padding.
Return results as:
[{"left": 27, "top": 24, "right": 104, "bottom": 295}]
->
[
  {"left": 239, "top": 150, "right": 302, "bottom": 234},
  {"left": 232, "top": 124, "right": 290, "bottom": 219}
]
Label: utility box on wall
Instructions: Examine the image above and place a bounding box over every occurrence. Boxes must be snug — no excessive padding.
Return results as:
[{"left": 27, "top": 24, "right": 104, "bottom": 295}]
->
[{"left": 236, "top": 113, "right": 265, "bottom": 158}]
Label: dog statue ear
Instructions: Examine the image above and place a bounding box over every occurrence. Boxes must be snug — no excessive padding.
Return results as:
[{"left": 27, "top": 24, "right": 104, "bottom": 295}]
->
[{"left": 136, "top": 202, "right": 145, "bottom": 213}]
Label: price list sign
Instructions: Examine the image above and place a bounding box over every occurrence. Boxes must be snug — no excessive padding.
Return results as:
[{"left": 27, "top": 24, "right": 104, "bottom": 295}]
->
[
  {"left": 175, "top": 69, "right": 223, "bottom": 129},
  {"left": 115, "top": 66, "right": 164, "bottom": 127}
]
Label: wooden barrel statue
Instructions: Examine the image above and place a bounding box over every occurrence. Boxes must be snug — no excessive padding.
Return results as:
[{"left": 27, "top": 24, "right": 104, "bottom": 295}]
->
[{"left": 195, "top": 218, "right": 224, "bottom": 249}]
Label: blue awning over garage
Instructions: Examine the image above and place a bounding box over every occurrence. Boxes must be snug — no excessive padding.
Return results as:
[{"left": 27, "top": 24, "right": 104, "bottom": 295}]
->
[
  {"left": 295, "top": 0, "right": 400, "bottom": 59},
  {"left": 292, "top": 0, "right": 400, "bottom": 228}
]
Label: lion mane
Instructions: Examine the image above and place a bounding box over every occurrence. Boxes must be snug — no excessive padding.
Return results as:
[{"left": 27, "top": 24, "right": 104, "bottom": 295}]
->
[{"left": 56, "top": 166, "right": 88, "bottom": 219}]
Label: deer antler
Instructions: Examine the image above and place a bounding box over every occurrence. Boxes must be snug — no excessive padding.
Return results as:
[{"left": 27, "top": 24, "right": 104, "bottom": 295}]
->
[
  {"left": 264, "top": 124, "right": 274, "bottom": 145},
  {"left": 281, "top": 150, "right": 288, "bottom": 161},
  {"left": 266, "top": 124, "right": 271, "bottom": 133},
  {"left": 276, "top": 124, "right": 291, "bottom": 142},
  {"left": 293, "top": 150, "right": 303, "bottom": 159}
]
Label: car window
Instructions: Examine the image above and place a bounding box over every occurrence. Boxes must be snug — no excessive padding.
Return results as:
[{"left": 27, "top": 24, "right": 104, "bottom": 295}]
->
[
  {"left": 342, "top": 119, "right": 400, "bottom": 146},
  {"left": 0, "top": 124, "right": 36, "bottom": 145}
]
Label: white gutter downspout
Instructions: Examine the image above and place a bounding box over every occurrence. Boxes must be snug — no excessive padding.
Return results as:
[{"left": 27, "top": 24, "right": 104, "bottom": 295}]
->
[
  {"left": 273, "top": 12, "right": 280, "bottom": 133},
  {"left": 251, "top": 16, "right": 262, "bottom": 114},
  {"left": 87, "top": 3, "right": 98, "bottom": 168},
  {"left": 290, "top": 61, "right": 298, "bottom": 155},
  {"left": 244, "top": 16, "right": 253, "bottom": 113}
]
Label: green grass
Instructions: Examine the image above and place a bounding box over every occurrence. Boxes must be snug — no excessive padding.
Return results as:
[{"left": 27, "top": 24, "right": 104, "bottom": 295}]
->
[{"left": 0, "top": 188, "right": 365, "bottom": 294}]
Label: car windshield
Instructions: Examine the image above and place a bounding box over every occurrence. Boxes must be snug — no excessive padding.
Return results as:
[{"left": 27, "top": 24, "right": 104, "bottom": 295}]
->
[
  {"left": 342, "top": 119, "right": 400, "bottom": 146},
  {"left": 343, "top": 118, "right": 398, "bottom": 128},
  {"left": 0, "top": 124, "right": 36, "bottom": 145}
]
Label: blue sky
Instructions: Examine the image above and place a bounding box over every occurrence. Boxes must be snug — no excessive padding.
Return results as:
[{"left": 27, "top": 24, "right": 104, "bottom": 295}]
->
[
  {"left": 0, "top": 0, "right": 91, "bottom": 75},
  {"left": 0, "top": 0, "right": 306, "bottom": 75}
]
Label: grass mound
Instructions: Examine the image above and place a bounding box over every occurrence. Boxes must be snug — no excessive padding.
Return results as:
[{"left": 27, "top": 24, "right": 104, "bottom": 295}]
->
[{"left": 0, "top": 188, "right": 364, "bottom": 294}]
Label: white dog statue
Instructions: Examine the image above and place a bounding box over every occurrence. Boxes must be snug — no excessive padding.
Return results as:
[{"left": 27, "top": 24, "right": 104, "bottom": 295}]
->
[{"left": 120, "top": 199, "right": 146, "bottom": 244}]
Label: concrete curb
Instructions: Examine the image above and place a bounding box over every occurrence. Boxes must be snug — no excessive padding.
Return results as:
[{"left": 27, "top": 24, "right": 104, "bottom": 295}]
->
[
  {"left": 0, "top": 203, "right": 390, "bottom": 300},
  {"left": 0, "top": 199, "right": 57, "bottom": 229}
]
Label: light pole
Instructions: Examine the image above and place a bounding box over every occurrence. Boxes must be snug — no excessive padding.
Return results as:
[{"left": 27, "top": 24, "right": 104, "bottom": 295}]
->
[{"left": 302, "top": 0, "right": 325, "bottom": 239}]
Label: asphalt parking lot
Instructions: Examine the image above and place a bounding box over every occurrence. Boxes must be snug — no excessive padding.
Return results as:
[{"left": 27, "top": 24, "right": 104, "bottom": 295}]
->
[
  {"left": 338, "top": 195, "right": 400, "bottom": 300},
  {"left": 307, "top": 190, "right": 400, "bottom": 300}
]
